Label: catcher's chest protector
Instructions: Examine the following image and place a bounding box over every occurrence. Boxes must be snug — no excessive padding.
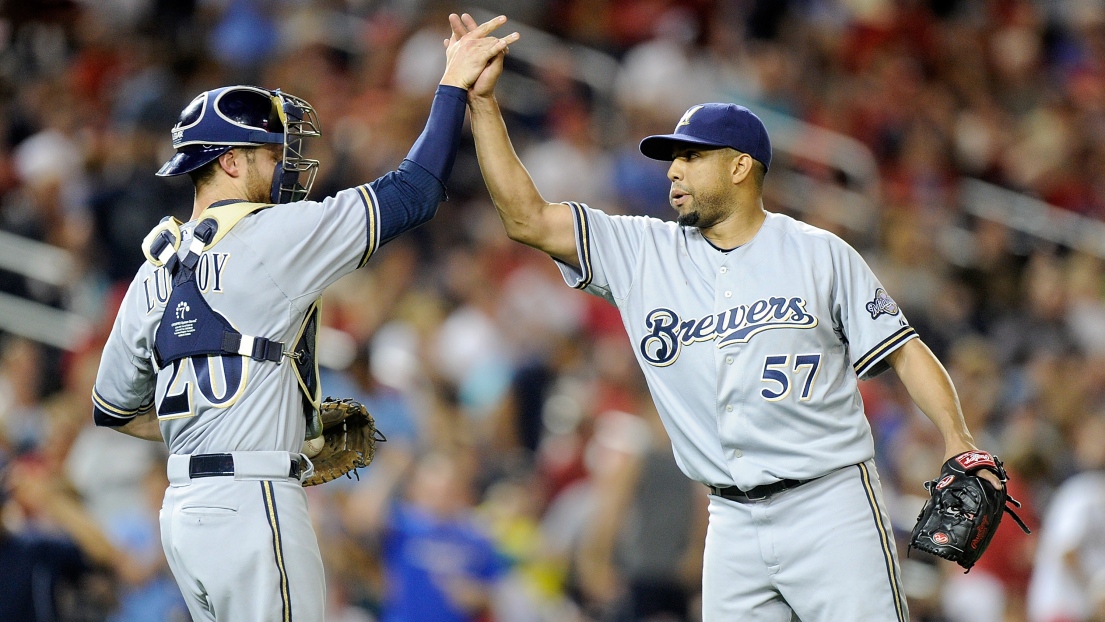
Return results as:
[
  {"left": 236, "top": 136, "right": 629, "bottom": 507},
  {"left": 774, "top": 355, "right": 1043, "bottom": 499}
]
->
[{"left": 143, "top": 202, "right": 322, "bottom": 428}]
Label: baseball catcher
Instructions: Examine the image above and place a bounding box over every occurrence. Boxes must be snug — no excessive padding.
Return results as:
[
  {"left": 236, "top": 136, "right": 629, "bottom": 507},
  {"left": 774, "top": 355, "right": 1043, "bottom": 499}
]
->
[
  {"left": 89, "top": 14, "right": 519, "bottom": 620},
  {"left": 909, "top": 450, "right": 1031, "bottom": 571},
  {"left": 301, "top": 397, "right": 385, "bottom": 486}
]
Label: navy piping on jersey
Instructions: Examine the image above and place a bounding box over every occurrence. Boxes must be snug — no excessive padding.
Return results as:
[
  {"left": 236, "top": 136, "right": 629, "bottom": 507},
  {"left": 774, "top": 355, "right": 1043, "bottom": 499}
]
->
[
  {"left": 857, "top": 463, "right": 908, "bottom": 622},
  {"left": 92, "top": 388, "right": 152, "bottom": 427},
  {"left": 93, "top": 405, "right": 130, "bottom": 427},
  {"left": 853, "top": 326, "right": 917, "bottom": 378},
  {"left": 701, "top": 235, "right": 741, "bottom": 253},
  {"left": 91, "top": 387, "right": 150, "bottom": 416},
  {"left": 567, "top": 202, "right": 593, "bottom": 289},
  {"left": 354, "top": 183, "right": 380, "bottom": 268},
  {"left": 261, "top": 481, "right": 293, "bottom": 622}
]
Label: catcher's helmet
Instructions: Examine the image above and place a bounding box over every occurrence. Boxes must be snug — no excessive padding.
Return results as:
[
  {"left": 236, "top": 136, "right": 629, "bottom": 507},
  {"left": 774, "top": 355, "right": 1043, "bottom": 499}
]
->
[{"left": 157, "top": 85, "right": 322, "bottom": 203}]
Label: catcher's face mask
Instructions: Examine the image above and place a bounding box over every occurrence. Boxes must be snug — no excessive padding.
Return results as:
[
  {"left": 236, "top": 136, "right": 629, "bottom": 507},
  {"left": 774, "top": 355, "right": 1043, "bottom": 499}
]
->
[{"left": 157, "top": 85, "right": 322, "bottom": 204}]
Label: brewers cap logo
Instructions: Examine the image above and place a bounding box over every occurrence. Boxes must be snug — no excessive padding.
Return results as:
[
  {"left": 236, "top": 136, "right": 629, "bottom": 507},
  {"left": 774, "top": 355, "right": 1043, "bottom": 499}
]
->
[{"left": 677, "top": 105, "right": 705, "bottom": 128}]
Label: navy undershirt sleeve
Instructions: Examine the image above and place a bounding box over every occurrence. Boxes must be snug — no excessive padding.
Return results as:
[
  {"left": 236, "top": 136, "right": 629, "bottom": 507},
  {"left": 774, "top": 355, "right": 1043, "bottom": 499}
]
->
[
  {"left": 369, "top": 84, "right": 467, "bottom": 244},
  {"left": 406, "top": 84, "right": 467, "bottom": 184},
  {"left": 369, "top": 161, "right": 447, "bottom": 244}
]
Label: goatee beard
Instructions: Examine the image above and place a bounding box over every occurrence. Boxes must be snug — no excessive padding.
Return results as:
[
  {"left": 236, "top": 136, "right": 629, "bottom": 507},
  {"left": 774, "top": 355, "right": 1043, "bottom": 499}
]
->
[{"left": 677, "top": 211, "right": 700, "bottom": 227}]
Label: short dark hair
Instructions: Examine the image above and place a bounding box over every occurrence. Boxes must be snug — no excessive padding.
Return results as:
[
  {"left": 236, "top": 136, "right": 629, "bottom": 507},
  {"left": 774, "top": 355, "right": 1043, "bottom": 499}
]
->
[
  {"left": 187, "top": 158, "right": 219, "bottom": 187},
  {"left": 750, "top": 159, "right": 766, "bottom": 188},
  {"left": 186, "top": 147, "right": 261, "bottom": 188}
]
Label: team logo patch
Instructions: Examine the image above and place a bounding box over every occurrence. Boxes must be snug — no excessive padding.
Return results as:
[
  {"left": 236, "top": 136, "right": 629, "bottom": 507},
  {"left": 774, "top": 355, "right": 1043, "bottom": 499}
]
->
[
  {"left": 865, "top": 288, "right": 900, "bottom": 319},
  {"left": 932, "top": 532, "right": 950, "bottom": 545},
  {"left": 935, "top": 475, "right": 956, "bottom": 490}
]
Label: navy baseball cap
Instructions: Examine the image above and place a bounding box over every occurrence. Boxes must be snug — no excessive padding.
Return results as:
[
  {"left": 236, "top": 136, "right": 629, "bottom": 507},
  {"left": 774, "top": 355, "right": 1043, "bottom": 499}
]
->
[{"left": 639, "top": 103, "right": 771, "bottom": 170}]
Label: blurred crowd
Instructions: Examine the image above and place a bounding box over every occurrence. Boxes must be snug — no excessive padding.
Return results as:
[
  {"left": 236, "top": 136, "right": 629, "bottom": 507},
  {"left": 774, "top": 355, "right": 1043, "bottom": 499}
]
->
[{"left": 1, "top": 0, "right": 1104, "bottom": 621}]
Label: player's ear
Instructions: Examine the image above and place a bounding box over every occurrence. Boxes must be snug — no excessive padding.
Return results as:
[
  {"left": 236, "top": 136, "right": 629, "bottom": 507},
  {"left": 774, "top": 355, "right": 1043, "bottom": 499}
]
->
[
  {"left": 217, "top": 149, "right": 243, "bottom": 178},
  {"left": 730, "top": 151, "right": 753, "bottom": 185}
]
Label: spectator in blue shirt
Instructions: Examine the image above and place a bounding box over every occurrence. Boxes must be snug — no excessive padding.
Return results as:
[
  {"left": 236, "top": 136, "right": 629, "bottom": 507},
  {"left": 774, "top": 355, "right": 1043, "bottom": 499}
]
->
[{"left": 376, "top": 451, "right": 508, "bottom": 622}]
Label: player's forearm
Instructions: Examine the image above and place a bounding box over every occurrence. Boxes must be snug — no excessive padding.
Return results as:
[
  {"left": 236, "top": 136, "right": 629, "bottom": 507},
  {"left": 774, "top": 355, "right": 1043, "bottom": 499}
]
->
[
  {"left": 467, "top": 95, "right": 553, "bottom": 243},
  {"left": 115, "top": 410, "right": 164, "bottom": 442},
  {"left": 404, "top": 85, "right": 467, "bottom": 186},
  {"left": 887, "top": 339, "right": 977, "bottom": 458}
]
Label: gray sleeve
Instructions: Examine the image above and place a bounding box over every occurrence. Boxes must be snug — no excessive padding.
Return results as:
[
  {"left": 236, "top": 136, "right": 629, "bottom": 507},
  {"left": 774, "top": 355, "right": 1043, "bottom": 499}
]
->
[
  {"left": 246, "top": 185, "right": 379, "bottom": 304},
  {"left": 552, "top": 202, "right": 651, "bottom": 305},
  {"left": 92, "top": 275, "right": 156, "bottom": 425},
  {"left": 829, "top": 236, "right": 918, "bottom": 379}
]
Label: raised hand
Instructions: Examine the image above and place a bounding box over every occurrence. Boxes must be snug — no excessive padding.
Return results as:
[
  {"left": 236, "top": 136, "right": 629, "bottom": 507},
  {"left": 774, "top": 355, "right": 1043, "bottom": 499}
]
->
[
  {"left": 469, "top": 51, "right": 506, "bottom": 100},
  {"left": 440, "top": 14, "right": 519, "bottom": 91}
]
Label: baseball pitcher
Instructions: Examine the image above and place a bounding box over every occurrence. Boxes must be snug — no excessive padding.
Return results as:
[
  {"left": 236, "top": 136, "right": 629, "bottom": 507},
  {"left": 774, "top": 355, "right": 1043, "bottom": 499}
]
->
[{"left": 454, "top": 14, "right": 1021, "bottom": 621}]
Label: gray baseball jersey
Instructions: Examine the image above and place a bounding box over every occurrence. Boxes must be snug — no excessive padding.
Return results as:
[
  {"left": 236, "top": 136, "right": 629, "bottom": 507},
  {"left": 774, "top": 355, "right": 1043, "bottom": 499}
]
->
[
  {"left": 92, "top": 185, "right": 382, "bottom": 454},
  {"left": 554, "top": 203, "right": 916, "bottom": 491},
  {"left": 91, "top": 185, "right": 389, "bottom": 621}
]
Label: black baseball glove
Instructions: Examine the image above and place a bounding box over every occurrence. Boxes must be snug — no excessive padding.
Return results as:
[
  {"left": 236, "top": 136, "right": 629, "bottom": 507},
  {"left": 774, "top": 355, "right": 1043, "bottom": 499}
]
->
[{"left": 909, "top": 450, "right": 1031, "bottom": 571}]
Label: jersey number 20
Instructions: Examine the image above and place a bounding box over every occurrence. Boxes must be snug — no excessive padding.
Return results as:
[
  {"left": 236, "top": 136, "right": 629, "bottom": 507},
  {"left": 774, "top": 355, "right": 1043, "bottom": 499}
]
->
[
  {"left": 158, "top": 355, "right": 247, "bottom": 419},
  {"left": 760, "top": 354, "right": 821, "bottom": 401}
]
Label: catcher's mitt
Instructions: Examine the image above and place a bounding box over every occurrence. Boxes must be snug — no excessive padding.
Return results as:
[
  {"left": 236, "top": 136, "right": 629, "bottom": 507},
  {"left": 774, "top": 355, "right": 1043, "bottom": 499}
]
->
[
  {"left": 909, "top": 450, "right": 1030, "bottom": 571},
  {"left": 301, "top": 397, "right": 385, "bottom": 487}
]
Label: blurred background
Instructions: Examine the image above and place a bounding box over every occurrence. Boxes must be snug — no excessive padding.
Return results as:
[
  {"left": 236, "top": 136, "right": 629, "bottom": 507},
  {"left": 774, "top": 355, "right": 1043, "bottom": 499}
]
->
[{"left": 0, "top": 0, "right": 1103, "bottom": 620}]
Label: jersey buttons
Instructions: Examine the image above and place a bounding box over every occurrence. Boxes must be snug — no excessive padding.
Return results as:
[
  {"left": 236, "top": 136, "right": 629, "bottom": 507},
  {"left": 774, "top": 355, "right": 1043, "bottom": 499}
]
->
[
  {"left": 725, "top": 404, "right": 734, "bottom": 412},
  {"left": 720, "top": 267, "right": 729, "bottom": 273},
  {"left": 734, "top": 450, "right": 743, "bottom": 458},
  {"left": 725, "top": 356, "right": 734, "bottom": 364},
  {"left": 724, "top": 291, "right": 732, "bottom": 298}
]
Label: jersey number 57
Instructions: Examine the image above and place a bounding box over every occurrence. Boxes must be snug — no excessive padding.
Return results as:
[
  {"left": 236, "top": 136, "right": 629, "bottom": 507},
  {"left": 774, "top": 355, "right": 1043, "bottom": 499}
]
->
[{"left": 760, "top": 354, "right": 822, "bottom": 401}]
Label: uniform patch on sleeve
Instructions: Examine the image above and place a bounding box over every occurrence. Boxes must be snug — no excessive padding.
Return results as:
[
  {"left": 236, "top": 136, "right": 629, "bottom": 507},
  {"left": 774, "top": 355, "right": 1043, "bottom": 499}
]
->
[{"left": 865, "top": 288, "right": 900, "bottom": 319}]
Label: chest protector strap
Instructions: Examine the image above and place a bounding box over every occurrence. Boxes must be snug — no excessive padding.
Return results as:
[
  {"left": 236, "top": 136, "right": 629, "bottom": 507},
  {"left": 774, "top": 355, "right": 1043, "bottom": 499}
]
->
[{"left": 147, "top": 204, "right": 285, "bottom": 369}]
